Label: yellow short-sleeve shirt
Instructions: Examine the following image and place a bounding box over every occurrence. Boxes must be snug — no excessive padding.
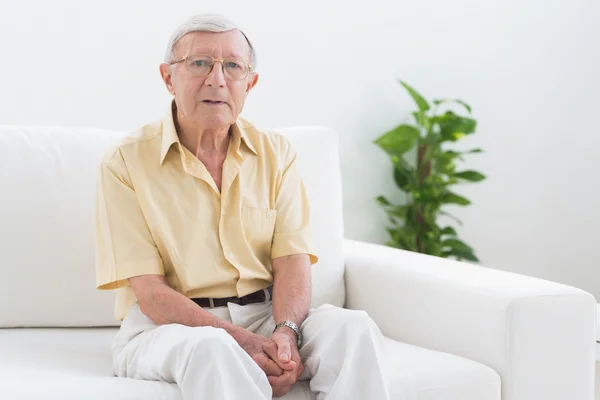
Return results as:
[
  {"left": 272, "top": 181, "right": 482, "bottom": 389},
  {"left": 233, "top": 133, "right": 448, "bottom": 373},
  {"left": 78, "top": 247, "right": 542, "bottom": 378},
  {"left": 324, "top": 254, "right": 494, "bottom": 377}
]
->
[{"left": 95, "top": 102, "right": 319, "bottom": 320}]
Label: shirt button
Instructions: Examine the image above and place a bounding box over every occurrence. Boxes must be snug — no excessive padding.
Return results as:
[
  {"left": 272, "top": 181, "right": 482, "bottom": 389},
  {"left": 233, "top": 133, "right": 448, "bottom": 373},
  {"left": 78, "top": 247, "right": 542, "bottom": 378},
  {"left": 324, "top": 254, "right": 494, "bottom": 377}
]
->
[
  {"left": 228, "top": 252, "right": 234, "bottom": 258},
  {"left": 267, "top": 211, "right": 273, "bottom": 217},
  {"left": 221, "top": 210, "right": 226, "bottom": 216}
]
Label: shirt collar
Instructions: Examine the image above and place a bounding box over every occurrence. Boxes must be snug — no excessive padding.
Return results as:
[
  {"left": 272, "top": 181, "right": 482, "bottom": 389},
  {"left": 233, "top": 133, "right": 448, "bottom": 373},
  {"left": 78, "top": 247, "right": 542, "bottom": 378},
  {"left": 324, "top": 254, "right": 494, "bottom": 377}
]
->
[
  {"left": 159, "top": 102, "right": 180, "bottom": 165},
  {"left": 159, "top": 101, "right": 258, "bottom": 166},
  {"left": 231, "top": 118, "right": 258, "bottom": 156}
]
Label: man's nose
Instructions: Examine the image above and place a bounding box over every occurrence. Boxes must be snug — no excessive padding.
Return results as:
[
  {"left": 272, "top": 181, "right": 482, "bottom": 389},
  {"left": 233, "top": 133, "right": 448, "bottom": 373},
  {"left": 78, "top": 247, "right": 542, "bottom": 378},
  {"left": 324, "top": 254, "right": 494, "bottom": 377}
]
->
[{"left": 204, "top": 61, "right": 226, "bottom": 87}]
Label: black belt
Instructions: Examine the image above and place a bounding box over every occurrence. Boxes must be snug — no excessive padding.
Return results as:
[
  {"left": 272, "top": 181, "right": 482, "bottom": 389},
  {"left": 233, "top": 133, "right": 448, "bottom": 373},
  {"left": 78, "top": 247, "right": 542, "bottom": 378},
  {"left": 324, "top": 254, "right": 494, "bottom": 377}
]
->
[{"left": 191, "top": 286, "right": 273, "bottom": 308}]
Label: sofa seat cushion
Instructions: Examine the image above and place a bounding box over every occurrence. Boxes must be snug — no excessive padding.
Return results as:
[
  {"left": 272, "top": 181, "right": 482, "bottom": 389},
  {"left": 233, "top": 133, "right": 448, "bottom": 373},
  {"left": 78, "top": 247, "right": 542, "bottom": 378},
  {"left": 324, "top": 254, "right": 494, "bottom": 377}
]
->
[
  {"left": 386, "top": 337, "right": 500, "bottom": 399},
  {"left": 0, "top": 328, "right": 500, "bottom": 400},
  {"left": 0, "top": 328, "right": 180, "bottom": 400}
]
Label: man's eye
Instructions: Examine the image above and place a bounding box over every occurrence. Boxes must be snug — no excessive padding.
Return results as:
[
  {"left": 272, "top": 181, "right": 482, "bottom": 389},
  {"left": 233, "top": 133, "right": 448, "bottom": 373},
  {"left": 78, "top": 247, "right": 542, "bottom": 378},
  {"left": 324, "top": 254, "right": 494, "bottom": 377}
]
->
[
  {"left": 193, "top": 60, "right": 207, "bottom": 67},
  {"left": 225, "top": 61, "right": 241, "bottom": 69}
]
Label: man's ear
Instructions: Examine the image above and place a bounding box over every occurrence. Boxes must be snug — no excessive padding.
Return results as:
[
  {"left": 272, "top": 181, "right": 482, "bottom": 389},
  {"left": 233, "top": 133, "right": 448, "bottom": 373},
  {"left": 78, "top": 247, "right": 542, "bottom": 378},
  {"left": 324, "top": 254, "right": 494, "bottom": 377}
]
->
[
  {"left": 159, "top": 63, "right": 176, "bottom": 96},
  {"left": 246, "top": 72, "right": 259, "bottom": 94}
]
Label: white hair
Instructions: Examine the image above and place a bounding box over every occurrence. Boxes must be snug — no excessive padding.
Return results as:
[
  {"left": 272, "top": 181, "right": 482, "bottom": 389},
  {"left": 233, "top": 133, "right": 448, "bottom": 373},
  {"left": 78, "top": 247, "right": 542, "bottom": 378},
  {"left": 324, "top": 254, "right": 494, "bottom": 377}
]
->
[{"left": 164, "top": 13, "right": 257, "bottom": 70}]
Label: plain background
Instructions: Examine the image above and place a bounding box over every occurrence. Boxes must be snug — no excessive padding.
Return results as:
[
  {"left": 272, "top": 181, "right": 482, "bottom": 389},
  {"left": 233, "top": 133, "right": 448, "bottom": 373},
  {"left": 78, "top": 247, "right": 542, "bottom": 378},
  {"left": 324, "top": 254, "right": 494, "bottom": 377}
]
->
[{"left": 0, "top": 0, "right": 599, "bottom": 298}]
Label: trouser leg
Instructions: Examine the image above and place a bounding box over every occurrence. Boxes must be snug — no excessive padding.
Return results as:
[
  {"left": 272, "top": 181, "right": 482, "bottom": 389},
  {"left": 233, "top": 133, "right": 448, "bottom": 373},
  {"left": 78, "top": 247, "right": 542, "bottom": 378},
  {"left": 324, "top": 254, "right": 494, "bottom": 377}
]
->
[
  {"left": 112, "top": 304, "right": 272, "bottom": 400},
  {"left": 298, "top": 304, "right": 391, "bottom": 400},
  {"left": 243, "top": 302, "right": 390, "bottom": 400}
]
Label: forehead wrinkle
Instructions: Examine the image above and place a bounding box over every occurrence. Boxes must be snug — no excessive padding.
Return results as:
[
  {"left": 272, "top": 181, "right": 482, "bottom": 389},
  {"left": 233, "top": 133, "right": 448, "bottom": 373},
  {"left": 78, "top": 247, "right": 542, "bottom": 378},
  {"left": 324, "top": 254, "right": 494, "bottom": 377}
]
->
[
  {"left": 187, "top": 44, "right": 246, "bottom": 58},
  {"left": 186, "top": 47, "right": 244, "bottom": 58},
  {"left": 182, "top": 32, "right": 251, "bottom": 61}
]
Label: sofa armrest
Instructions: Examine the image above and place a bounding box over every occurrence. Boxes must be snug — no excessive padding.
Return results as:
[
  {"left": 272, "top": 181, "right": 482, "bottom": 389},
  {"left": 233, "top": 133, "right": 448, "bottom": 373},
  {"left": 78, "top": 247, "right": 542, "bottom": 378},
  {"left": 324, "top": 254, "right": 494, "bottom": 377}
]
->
[{"left": 343, "top": 239, "right": 596, "bottom": 400}]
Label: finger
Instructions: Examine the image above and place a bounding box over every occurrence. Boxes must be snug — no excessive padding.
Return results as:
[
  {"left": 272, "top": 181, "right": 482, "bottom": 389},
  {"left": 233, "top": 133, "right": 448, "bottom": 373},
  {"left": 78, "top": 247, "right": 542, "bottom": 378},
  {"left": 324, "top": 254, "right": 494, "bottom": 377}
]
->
[
  {"left": 268, "top": 370, "right": 296, "bottom": 387},
  {"left": 253, "top": 353, "right": 283, "bottom": 376},
  {"left": 265, "top": 343, "right": 296, "bottom": 370},
  {"left": 296, "top": 362, "right": 304, "bottom": 379},
  {"left": 290, "top": 348, "right": 302, "bottom": 367},
  {"left": 290, "top": 348, "right": 303, "bottom": 378},
  {"left": 264, "top": 359, "right": 284, "bottom": 376},
  {"left": 274, "top": 336, "right": 292, "bottom": 362},
  {"left": 267, "top": 371, "right": 296, "bottom": 386},
  {"left": 271, "top": 384, "right": 292, "bottom": 398},
  {"left": 280, "top": 360, "right": 296, "bottom": 371}
]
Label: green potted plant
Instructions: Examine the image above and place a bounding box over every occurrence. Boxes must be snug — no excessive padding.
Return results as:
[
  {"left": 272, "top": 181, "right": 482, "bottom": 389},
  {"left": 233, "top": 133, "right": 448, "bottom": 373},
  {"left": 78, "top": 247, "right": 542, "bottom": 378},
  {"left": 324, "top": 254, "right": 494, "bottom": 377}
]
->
[{"left": 374, "top": 81, "right": 486, "bottom": 262}]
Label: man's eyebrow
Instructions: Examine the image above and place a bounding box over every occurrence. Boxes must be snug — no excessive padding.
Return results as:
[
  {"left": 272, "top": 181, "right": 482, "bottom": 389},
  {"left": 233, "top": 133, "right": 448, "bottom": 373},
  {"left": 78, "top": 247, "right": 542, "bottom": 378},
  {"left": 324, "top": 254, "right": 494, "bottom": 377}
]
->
[
  {"left": 227, "top": 52, "right": 246, "bottom": 59},
  {"left": 186, "top": 48, "right": 246, "bottom": 60}
]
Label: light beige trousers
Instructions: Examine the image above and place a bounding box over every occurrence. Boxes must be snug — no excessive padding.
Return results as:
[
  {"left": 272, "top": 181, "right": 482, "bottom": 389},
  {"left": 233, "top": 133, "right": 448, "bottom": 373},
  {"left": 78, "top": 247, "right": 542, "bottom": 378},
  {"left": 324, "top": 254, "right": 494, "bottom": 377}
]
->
[{"left": 112, "top": 300, "right": 390, "bottom": 400}]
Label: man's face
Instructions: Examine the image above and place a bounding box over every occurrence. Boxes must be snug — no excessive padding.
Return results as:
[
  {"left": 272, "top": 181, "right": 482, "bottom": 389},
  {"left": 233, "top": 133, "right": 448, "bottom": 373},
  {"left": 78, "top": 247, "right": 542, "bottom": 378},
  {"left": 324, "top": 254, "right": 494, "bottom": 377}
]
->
[{"left": 160, "top": 30, "right": 258, "bottom": 128}]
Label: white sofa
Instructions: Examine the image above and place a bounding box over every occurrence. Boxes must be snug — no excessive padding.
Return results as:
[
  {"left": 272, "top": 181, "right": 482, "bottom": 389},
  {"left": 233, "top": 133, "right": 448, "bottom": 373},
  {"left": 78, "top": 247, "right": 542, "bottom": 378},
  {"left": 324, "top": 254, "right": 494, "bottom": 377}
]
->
[{"left": 0, "top": 124, "right": 595, "bottom": 400}]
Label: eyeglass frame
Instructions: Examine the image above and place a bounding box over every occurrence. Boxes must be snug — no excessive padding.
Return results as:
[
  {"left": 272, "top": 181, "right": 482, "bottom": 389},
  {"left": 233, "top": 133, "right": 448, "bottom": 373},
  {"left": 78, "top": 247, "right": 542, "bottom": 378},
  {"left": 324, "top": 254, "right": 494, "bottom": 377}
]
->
[{"left": 168, "top": 54, "right": 253, "bottom": 80}]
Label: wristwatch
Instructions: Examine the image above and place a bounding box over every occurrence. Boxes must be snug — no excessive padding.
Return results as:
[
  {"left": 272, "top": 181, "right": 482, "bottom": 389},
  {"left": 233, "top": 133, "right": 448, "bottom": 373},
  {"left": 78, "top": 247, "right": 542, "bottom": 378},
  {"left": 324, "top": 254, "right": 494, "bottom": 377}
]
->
[{"left": 273, "top": 320, "right": 303, "bottom": 349}]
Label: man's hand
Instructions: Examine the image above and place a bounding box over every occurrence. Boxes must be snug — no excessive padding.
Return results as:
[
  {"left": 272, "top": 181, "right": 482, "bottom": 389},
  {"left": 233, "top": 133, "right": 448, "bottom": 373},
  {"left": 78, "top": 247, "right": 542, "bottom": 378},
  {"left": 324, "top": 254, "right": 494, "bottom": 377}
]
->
[
  {"left": 239, "top": 331, "right": 295, "bottom": 379},
  {"left": 268, "top": 329, "right": 304, "bottom": 397}
]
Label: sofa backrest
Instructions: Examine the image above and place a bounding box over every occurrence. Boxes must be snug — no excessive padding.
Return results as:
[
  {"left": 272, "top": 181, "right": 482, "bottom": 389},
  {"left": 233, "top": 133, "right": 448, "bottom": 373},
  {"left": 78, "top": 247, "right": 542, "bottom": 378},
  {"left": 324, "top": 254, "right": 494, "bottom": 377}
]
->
[{"left": 0, "top": 124, "right": 345, "bottom": 327}]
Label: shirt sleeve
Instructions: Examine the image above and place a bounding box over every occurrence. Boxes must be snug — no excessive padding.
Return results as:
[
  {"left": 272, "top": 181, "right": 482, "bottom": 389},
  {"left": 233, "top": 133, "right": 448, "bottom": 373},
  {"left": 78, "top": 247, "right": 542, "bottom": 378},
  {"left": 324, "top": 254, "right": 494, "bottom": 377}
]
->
[
  {"left": 95, "top": 149, "right": 165, "bottom": 290},
  {"left": 270, "top": 138, "right": 319, "bottom": 264}
]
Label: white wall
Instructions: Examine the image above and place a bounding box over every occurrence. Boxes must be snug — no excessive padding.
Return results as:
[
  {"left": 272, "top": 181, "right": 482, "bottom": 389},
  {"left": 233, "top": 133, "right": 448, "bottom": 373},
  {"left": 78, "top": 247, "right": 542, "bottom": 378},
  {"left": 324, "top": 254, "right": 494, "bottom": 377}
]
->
[{"left": 1, "top": 0, "right": 599, "bottom": 298}]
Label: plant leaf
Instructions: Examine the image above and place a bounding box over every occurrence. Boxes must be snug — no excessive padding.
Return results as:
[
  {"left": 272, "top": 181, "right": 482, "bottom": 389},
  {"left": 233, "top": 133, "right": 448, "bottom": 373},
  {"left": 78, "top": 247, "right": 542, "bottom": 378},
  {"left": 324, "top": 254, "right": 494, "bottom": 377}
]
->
[
  {"left": 440, "top": 210, "right": 463, "bottom": 225},
  {"left": 387, "top": 226, "right": 417, "bottom": 251},
  {"left": 393, "top": 164, "right": 413, "bottom": 190},
  {"left": 434, "top": 111, "right": 477, "bottom": 142},
  {"left": 437, "top": 158, "right": 457, "bottom": 175},
  {"left": 422, "top": 237, "right": 443, "bottom": 256},
  {"left": 375, "top": 195, "right": 392, "bottom": 207},
  {"left": 399, "top": 81, "right": 430, "bottom": 112},
  {"left": 442, "top": 192, "right": 471, "bottom": 206},
  {"left": 464, "top": 148, "right": 483, "bottom": 154},
  {"left": 433, "top": 98, "right": 472, "bottom": 113},
  {"left": 412, "top": 111, "right": 424, "bottom": 125},
  {"left": 442, "top": 238, "right": 474, "bottom": 253},
  {"left": 389, "top": 205, "right": 409, "bottom": 218},
  {"left": 392, "top": 154, "right": 413, "bottom": 169},
  {"left": 441, "top": 150, "right": 463, "bottom": 160},
  {"left": 443, "top": 248, "right": 480, "bottom": 262},
  {"left": 454, "top": 170, "right": 486, "bottom": 182},
  {"left": 412, "top": 111, "right": 432, "bottom": 132},
  {"left": 455, "top": 100, "right": 472, "bottom": 113},
  {"left": 418, "top": 183, "right": 445, "bottom": 203},
  {"left": 442, "top": 238, "right": 479, "bottom": 261},
  {"left": 440, "top": 226, "right": 457, "bottom": 236},
  {"left": 374, "top": 124, "right": 420, "bottom": 156},
  {"left": 435, "top": 150, "right": 462, "bottom": 175}
]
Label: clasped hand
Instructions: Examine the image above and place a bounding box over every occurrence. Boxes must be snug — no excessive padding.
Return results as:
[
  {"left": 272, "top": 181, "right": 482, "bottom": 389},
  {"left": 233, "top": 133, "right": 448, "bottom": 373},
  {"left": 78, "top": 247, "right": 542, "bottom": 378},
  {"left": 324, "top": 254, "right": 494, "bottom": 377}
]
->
[{"left": 241, "top": 330, "right": 303, "bottom": 397}]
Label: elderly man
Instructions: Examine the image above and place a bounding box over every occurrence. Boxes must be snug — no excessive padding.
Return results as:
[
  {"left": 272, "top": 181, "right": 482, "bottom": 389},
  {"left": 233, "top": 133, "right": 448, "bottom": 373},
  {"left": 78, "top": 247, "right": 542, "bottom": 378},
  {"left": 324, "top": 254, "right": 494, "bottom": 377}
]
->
[{"left": 95, "top": 13, "right": 389, "bottom": 400}]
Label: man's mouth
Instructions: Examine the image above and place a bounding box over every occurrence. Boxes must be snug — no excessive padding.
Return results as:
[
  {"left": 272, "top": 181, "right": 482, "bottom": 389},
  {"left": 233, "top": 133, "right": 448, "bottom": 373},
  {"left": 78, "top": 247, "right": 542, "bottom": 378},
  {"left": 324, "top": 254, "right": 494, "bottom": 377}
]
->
[{"left": 202, "top": 100, "right": 226, "bottom": 105}]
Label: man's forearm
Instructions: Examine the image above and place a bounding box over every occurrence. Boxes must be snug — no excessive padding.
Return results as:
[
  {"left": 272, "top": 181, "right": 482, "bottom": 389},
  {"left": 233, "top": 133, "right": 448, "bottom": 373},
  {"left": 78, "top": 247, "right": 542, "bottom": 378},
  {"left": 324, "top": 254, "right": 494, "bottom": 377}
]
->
[
  {"left": 134, "top": 277, "right": 250, "bottom": 345},
  {"left": 271, "top": 254, "right": 312, "bottom": 328}
]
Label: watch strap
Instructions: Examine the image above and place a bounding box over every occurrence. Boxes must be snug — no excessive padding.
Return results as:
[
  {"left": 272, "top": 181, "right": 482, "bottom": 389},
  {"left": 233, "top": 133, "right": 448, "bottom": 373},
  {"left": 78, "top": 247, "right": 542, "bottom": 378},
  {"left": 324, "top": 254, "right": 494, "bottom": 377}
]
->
[{"left": 273, "top": 320, "right": 303, "bottom": 348}]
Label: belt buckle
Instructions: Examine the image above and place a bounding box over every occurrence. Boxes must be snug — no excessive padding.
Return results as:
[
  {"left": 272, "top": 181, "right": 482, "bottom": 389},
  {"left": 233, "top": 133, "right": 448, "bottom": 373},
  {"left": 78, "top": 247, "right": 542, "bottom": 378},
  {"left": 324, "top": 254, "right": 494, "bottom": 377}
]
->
[{"left": 239, "top": 296, "right": 248, "bottom": 306}]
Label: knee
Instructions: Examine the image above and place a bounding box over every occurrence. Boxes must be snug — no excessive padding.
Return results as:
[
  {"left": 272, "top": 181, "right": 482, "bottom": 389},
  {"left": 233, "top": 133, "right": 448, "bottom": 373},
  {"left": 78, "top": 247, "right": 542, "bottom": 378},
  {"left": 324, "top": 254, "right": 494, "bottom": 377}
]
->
[
  {"left": 316, "top": 306, "right": 379, "bottom": 336},
  {"left": 338, "top": 309, "right": 378, "bottom": 335},
  {"left": 192, "top": 326, "right": 236, "bottom": 348},
  {"left": 173, "top": 325, "right": 238, "bottom": 357}
]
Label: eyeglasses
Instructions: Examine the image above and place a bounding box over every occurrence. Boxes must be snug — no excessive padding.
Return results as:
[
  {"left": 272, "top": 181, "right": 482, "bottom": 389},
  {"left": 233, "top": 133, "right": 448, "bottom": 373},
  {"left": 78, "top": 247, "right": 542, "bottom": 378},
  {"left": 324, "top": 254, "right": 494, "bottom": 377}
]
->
[{"left": 169, "top": 54, "right": 252, "bottom": 80}]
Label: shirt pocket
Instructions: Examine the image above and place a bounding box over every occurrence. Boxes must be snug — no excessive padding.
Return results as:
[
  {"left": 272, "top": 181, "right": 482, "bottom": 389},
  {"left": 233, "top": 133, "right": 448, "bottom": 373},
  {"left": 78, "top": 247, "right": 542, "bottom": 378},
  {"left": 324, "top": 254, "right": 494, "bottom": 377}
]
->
[{"left": 241, "top": 206, "right": 278, "bottom": 250}]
